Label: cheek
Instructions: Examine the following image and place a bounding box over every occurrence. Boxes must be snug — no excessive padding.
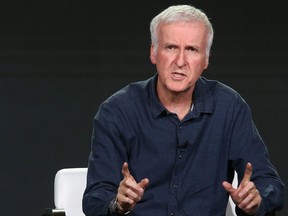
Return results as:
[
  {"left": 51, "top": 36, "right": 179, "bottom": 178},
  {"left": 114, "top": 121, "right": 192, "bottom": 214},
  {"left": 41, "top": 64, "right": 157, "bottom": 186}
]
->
[
  {"left": 156, "top": 54, "right": 173, "bottom": 67},
  {"left": 190, "top": 58, "right": 208, "bottom": 72},
  {"left": 156, "top": 60, "right": 170, "bottom": 75}
]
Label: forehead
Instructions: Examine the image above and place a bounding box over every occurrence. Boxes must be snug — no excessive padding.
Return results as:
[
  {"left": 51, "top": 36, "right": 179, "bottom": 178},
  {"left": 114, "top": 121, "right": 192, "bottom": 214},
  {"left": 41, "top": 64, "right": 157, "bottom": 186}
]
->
[{"left": 157, "top": 21, "right": 208, "bottom": 44}]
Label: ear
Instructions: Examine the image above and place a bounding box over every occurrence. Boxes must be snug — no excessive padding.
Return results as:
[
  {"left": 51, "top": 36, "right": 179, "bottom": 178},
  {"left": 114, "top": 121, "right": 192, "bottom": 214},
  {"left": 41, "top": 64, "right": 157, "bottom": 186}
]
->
[
  {"left": 150, "top": 45, "right": 156, "bottom": 64},
  {"left": 203, "top": 57, "right": 209, "bottom": 69}
]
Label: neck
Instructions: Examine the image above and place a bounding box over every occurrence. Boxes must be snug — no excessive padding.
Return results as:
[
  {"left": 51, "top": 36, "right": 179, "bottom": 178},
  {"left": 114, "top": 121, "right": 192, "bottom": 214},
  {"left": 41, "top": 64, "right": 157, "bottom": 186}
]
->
[{"left": 157, "top": 88, "right": 193, "bottom": 121}]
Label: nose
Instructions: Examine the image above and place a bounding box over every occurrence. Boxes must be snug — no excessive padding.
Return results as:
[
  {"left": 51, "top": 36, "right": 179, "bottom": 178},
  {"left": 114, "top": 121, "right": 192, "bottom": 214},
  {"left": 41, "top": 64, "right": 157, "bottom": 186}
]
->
[{"left": 175, "top": 50, "right": 186, "bottom": 68}]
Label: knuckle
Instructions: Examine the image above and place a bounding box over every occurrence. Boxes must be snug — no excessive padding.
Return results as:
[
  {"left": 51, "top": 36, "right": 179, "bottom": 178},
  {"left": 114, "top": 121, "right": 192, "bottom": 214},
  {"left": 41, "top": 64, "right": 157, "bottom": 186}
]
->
[{"left": 125, "top": 188, "right": 132, "bottom": 195}]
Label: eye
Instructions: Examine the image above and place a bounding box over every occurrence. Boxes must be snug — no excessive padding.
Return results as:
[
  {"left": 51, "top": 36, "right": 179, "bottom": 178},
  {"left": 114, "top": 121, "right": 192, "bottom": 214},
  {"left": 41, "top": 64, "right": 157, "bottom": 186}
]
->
[
  {"left": 187, "top": 46, "right": 198, "bottom": 53},
  {"left": 166, "top": 45, "right": 177, "bottom": 50}
]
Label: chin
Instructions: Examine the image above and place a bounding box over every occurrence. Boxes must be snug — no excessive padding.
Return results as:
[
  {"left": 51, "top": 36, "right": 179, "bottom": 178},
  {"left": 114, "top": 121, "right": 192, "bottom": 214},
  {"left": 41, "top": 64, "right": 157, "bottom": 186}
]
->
[{"left": 168, "top": 87, "right": 189, "bottom": 94}]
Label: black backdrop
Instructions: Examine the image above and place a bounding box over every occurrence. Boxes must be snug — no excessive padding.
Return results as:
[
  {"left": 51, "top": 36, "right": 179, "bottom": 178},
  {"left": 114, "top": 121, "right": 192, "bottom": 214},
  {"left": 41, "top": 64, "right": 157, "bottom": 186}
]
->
[{"left": 0, "top": 1, "right": 287, "bottom": 216}]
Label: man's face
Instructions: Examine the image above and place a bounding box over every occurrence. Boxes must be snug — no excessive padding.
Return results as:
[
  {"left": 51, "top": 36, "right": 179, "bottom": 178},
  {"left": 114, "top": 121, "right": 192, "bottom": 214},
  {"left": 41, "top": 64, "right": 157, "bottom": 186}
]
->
[{"left": 150, "top": 21, "right": 209, "bottom": 95}]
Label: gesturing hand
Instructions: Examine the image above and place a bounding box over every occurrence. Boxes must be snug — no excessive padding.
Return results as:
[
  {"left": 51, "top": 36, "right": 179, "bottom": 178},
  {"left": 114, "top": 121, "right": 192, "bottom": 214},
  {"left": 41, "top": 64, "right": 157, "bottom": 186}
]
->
[
  {"left": 222, "top": 163, "right": 262, "bottom": 215},
  {"left": 116, "top": 162, "right": 149, "bottom": 214}
]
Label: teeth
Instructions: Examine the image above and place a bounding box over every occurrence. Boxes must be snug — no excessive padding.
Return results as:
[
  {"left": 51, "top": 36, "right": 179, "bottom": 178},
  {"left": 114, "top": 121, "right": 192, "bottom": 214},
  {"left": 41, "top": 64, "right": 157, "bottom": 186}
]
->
[{"left": 173, "top": 72, "right": 184, "bottom": 76}]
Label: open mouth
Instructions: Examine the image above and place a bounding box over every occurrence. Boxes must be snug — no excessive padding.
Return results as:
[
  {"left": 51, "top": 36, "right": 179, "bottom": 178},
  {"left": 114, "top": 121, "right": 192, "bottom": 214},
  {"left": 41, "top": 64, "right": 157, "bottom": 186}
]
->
[{"left": 171, "top": 72, "right": 186, "bottom": 80}]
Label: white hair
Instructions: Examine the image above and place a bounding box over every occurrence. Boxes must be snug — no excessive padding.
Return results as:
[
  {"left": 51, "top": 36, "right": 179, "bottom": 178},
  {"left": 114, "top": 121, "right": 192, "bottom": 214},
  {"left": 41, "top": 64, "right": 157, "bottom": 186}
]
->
[{"left": 150, "top": 5, "right": 214, "bottom": 57}]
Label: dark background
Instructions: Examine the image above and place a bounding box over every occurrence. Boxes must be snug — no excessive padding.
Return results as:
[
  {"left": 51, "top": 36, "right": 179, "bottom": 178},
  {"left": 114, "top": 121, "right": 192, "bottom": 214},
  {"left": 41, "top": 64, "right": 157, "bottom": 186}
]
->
[{"left": 0, "top": 1, "right": 287, "bottom": 215}]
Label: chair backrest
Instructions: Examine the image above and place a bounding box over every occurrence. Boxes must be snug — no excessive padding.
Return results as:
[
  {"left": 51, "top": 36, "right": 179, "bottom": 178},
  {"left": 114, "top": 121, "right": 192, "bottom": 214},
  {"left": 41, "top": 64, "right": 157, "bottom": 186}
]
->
[
  {"left": 54, "top": 168, "right": 88, "bottom": 216},
  {"left": 54, "top": 168, "right": 237, "bottom": 216}
]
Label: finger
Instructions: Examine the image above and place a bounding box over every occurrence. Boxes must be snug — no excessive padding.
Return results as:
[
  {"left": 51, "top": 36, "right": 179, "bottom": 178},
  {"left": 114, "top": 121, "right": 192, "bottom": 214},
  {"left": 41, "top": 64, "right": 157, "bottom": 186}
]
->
[
  {"left": 139, "top": 178, "right": 149, "bottom": 189},
  {"left": 222, "top": 181, "right": 235, "bottom": 194},
  {"left": 238, "top": 189, "right": 261, "bottom": 213},
  {"left": 241, "top": 162, "right": 253, "bottom": 186},
  {"left": 122, "top": 162, "right": 131, "bottom": 178},
  {"left": 238, "top": 181, "right": 256, "bottom": 198},
  {"left": 124, "top": 187, "right": 142, "bottom": 202},
  {"left": 118, "top": 191, "right": 137, "bottom": 205},
  {"left": 245, "top": 192, "right": 261, "bottom": 212},
  {"left": 238, "top": 191, "right": 254, "bottom": 208}
]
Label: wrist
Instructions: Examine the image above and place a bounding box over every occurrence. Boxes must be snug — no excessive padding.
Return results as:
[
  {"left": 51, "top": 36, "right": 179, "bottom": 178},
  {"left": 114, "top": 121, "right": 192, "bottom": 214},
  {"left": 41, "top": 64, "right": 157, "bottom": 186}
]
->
[{"left": 109, "top": 196, "right": 131, "bottom": 215}]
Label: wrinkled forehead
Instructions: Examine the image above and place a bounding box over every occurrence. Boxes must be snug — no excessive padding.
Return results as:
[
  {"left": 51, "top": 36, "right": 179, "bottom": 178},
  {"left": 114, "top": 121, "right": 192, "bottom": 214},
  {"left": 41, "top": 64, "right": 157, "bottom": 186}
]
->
[{"left": 157, "top": 20, "right": 208, "bottom": 37}]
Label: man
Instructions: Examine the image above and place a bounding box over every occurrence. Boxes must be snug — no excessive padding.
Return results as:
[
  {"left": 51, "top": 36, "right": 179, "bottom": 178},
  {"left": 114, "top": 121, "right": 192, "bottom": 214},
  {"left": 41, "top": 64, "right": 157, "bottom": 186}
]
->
[{"left": 83, "top": 5, "right": 285, "bottom": 216}]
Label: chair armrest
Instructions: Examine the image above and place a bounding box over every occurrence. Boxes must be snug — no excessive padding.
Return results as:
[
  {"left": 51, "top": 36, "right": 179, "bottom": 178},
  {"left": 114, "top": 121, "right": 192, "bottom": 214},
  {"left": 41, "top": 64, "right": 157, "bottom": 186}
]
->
[{"left": 42, "top": 208, "right": 66, "bottom": 216}]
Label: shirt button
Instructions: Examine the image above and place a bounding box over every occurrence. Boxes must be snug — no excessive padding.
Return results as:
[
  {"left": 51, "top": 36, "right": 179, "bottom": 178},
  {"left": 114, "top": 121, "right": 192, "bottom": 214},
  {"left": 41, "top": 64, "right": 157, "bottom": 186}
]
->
[
  {"left": 179, "top": 126, "right": 183, "bottom": 130},
  {"left": 173, "top": 184, "right": 178, "bottom": 188},
  {"left": 178, "top": 155, "right": 182, "bottom": 158},
  {"left": 170, "top": 212, "right": 174, "bottom": 216}
]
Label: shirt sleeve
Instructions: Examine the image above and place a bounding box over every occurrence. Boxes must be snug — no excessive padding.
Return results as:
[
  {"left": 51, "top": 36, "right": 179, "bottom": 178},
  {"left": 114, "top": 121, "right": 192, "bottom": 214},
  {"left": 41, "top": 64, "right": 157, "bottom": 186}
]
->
[
  {"left": 83, "top": 100, "right": 128, "bottom": 216},
  {"left": 229, "top": 96, "right": 285, "bottom": 215}
]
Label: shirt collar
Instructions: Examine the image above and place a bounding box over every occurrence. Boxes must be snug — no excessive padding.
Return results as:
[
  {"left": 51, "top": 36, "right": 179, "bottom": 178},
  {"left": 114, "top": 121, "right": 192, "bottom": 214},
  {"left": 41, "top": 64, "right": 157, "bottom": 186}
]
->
[
  {"left": 191, "top": 77, "right": 214, "bottom": 117},
  {"left": 148, "top": 75, "right": 214, "bottom": 118},
  {"left": 148, "top": 74, "right": 166, "bottom": 118}
]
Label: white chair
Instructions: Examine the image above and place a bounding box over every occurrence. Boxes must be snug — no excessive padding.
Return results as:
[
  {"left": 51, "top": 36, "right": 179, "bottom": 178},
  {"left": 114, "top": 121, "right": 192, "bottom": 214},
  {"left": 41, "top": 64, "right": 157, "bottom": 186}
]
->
[
  {"left": 42, "top": 168, "right": 88, "bottom": 216},
  {"left": 43, "top": 168, "right": 237, "bottom": 216},
  {"left": 54, "top": 168, "right": 88, "bottom": 216}
]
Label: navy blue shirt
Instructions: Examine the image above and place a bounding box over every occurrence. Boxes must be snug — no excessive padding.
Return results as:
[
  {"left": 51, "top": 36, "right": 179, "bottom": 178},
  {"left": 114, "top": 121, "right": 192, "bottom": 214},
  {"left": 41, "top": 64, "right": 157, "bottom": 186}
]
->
[{"left": 83, "top": 75, "right": 284, "bottom": 216}]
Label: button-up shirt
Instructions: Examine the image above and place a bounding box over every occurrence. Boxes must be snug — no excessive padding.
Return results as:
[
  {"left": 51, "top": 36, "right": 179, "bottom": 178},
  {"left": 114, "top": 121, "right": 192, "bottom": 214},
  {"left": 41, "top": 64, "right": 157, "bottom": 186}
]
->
[{"left": 83, "top": 75, "right": 284, "bottom": 216}]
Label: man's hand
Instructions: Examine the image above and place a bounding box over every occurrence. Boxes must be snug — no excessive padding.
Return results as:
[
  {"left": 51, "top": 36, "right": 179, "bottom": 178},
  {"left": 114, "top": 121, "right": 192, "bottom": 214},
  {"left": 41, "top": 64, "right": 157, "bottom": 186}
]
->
[
  {"left": 116, "top": 162, "right": 149, "bottom": 213},
  {"left": 222, "top": 163, "right": 262, "bottom": 215}
]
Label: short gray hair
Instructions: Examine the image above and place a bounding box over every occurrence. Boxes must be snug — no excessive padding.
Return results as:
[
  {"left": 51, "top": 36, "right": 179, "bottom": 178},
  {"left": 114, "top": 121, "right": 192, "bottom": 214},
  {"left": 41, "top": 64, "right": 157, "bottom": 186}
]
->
[{"left": 150, "top": 5, "right": 214, "bottom": 57}]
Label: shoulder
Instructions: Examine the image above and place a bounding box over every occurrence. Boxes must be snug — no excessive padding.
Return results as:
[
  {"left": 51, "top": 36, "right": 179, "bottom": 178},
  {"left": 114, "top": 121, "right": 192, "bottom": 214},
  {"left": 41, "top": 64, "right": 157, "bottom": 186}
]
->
[
  {"left": 199, "top": 77, "right": 253, "bottom": 128},
  {"left": 200, "top": 76, "right": 246, "bottom": 105},
  {"left": 99, "top": 77, "right": 153, "bottom": 112}
]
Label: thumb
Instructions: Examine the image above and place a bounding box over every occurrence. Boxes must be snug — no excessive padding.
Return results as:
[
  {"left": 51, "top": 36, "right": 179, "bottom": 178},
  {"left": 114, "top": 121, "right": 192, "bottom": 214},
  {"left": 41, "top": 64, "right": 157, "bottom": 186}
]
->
[
  {"left": 139, "top": 178, "right": 149, "bottom": 189},
  {"left": 222, "top": 181, "right": 235, "bottom": 194}
]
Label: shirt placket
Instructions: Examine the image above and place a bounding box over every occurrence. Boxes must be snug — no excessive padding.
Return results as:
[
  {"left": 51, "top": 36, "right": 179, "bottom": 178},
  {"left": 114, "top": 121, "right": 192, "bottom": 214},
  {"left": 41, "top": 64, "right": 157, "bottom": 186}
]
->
[{"left": 168, "top": 121, "right": 189, "bottom": 216}]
